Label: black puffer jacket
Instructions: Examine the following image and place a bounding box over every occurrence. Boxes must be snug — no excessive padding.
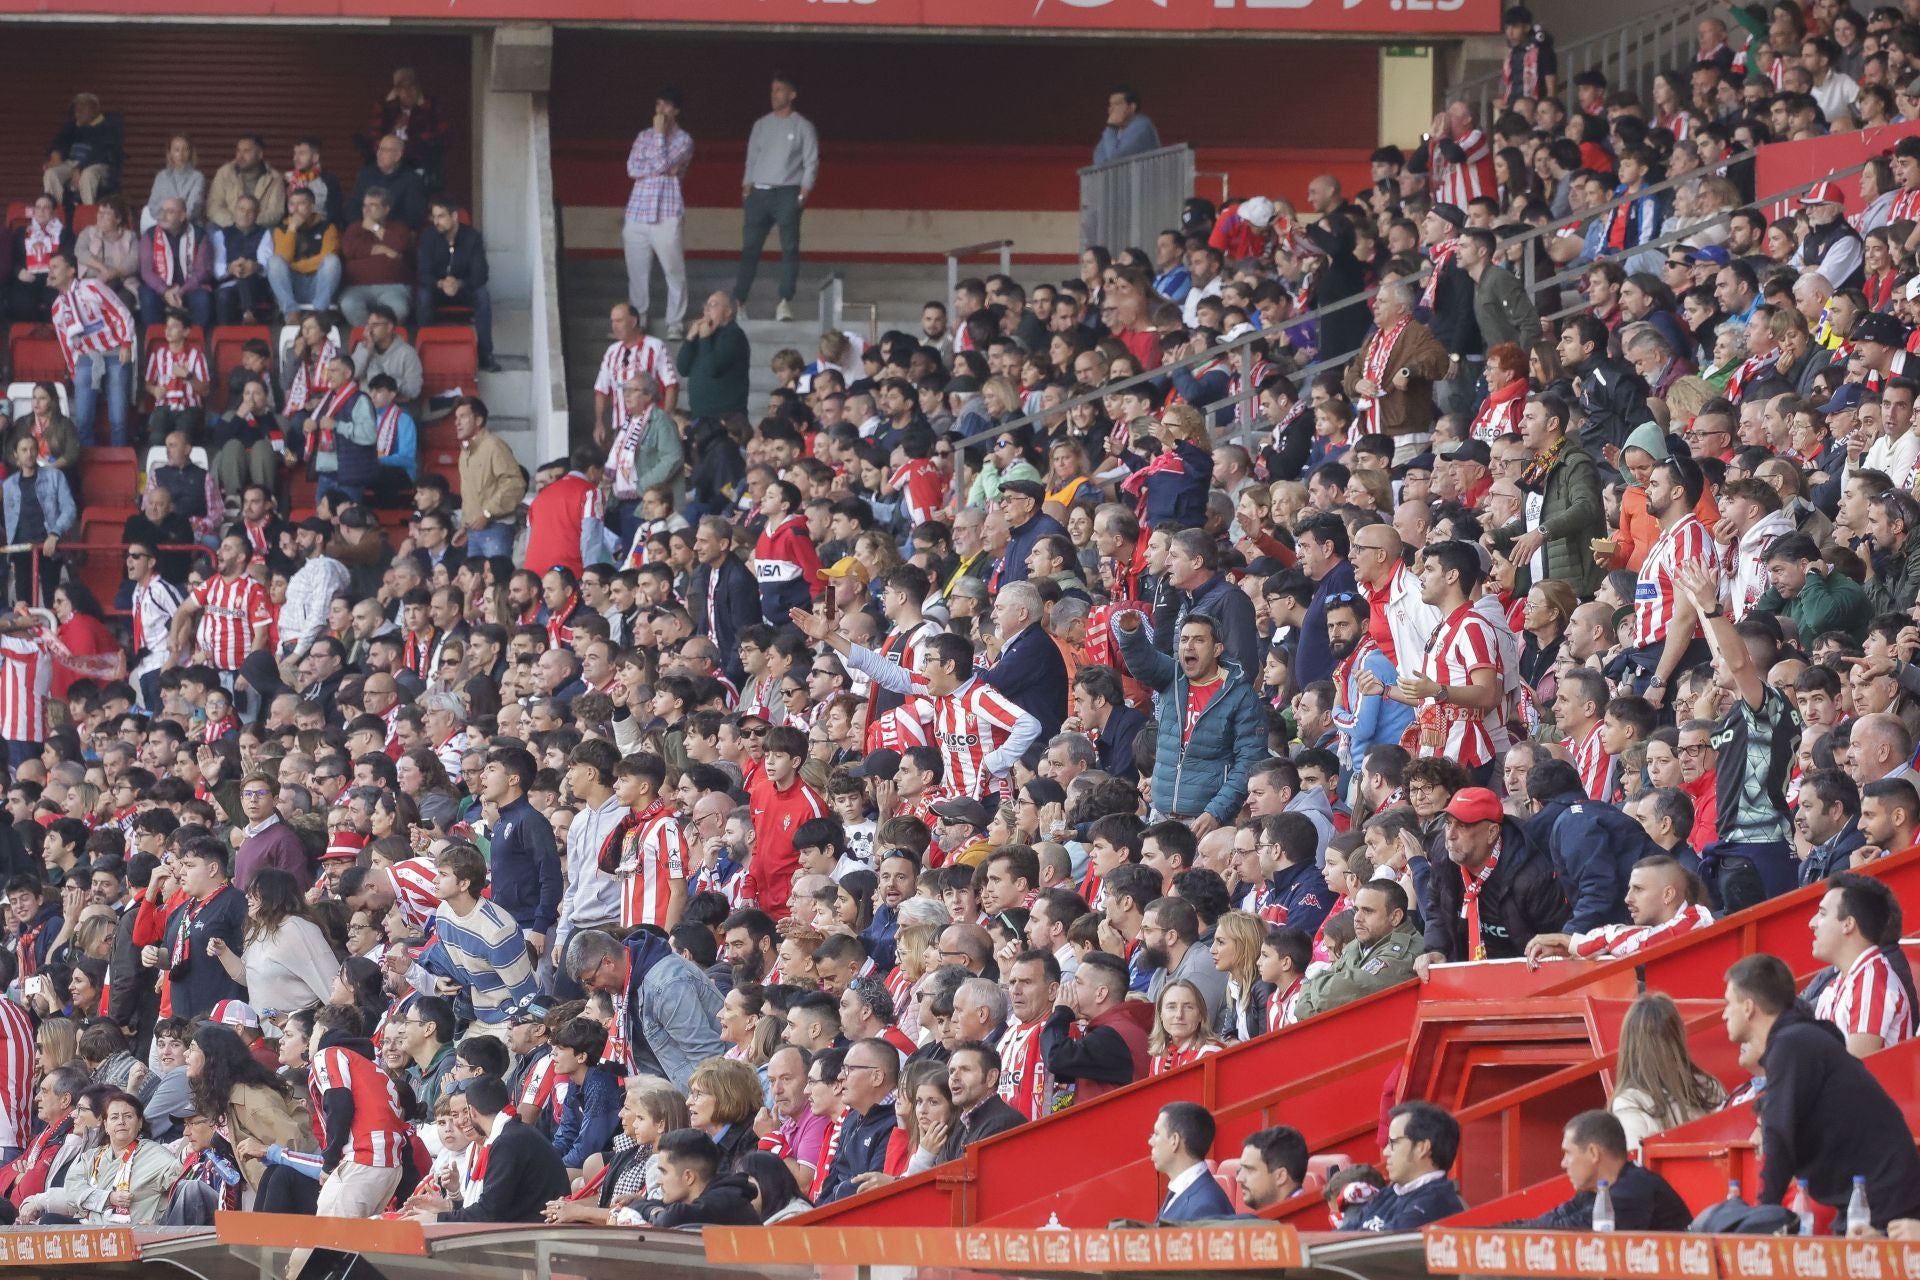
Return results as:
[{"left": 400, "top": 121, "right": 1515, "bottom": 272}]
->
[{"left": 1420, "top": 816, "right": 1569, "bottom": 961}]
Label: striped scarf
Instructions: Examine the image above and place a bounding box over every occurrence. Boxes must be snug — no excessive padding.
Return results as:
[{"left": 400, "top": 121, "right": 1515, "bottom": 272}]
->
[{"left": 148, "top": 224, "right": 196, "bottom": 287}]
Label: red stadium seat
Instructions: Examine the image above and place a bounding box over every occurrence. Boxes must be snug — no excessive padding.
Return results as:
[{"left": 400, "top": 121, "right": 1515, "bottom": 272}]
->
[
  {"left": 4, "top": 203, "right": 27, "bottom": 232},
  {"left": 81, "top": 448, "right": 139, "bottom": 510},
  {"left": 71, "top": 204, "right": 99, "bottom": 233},
  {"left": 143, "top": 324, "right": 203, "bottom": 351},
  {"left": 210, "top": 324, "right": 272, "bottom": 411},
  {"left": 73, "top": 506, "right": 137, "bottom": 607},
  {"left": 416, "top": 326, "right": 477, "bottom": 401},
  {"left": 9, "top": 324, "right": 66, "bottom": 384}
]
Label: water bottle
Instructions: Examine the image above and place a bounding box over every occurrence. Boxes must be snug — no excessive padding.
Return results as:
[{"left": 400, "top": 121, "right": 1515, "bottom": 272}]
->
[
  {"left": 1791, "top": 1179, "right": 1815, "bottom": 1237},
  {"left": 1042, "top": 1211, "right": 1067, "bottom": 1230},
  {"left": 1591, "top": 1179, "right": 1615, "bottom": 1232},
  {"left": 1848, "top": 1176, "right": 1871, "bottom": 1235}
]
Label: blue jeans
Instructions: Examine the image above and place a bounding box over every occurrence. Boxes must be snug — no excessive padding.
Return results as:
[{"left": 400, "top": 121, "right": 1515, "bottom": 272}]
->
[
  {"left": 137, "top": 284, "right": 212, "bottom": 331},
  {"left": 265, "top": 254, "right": 343, "bottom": 314},
  {"left": 466, "top": 523, "right": 514, "bottom": 559},
  {"left": 72, "top": 350, "right": 132, "bottom": 446},
  {"left": 415, "top": 281, "right": 495, "bottom": 363}
]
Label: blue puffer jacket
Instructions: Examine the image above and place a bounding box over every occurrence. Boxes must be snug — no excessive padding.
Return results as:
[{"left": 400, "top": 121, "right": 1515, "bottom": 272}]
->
[{"left": 1116, "top": 621, "right": 1268, "bottom": 824}]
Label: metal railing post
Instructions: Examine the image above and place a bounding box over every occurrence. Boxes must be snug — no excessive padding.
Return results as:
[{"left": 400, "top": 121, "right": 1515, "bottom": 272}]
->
[{"left": 946, "top": 255, "right": 958, "bottom": 310}]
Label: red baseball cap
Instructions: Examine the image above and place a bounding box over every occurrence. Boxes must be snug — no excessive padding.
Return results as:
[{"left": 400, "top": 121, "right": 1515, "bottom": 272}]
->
[
  {"left": 1800, "top": 181, "right": 1843, "bottom": 206},
  {"left": 1444, "top": 787, "right": 1504, "bottom": 826},
  {"left": 321, "top": 831, "right": 369, "bottom": 863}
]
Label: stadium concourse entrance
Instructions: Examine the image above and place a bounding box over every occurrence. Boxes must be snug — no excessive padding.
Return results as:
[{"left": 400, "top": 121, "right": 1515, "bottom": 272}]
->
[{"left": 546, "top": 26, "right": 1387, "bottom": 264}]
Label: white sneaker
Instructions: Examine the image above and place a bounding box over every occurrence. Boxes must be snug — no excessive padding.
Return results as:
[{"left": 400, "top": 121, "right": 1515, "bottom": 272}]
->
[{"left": 774, "top": 299, "right": 794, "bottom": 322}]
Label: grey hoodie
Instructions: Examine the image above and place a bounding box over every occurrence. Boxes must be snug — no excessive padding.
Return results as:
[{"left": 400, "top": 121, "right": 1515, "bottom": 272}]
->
[{"left": 1286, "top": 786, "right": 1336, "bottom": 864}]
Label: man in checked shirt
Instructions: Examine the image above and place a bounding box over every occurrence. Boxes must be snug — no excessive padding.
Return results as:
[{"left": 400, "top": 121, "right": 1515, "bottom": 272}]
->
[{"left": 623, "top": 91, "right": 694, "bottom": 342}]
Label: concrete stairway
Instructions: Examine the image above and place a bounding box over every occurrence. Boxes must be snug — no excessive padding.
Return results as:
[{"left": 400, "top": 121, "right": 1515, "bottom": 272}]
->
[{"left": 557, "top": 254, "right": 963, "bottom": 441}]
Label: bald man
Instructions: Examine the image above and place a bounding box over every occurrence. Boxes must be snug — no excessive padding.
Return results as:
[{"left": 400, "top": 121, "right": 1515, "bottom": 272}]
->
[
  {"left": 1847, "top": 712, "right": 1917, "bottom": 788},
  {"left": 1564, "top": 602, "right": 1617, "bottom": 663},
  {"left": 1350, "top": 524, "right": 1440, "bottom": 667},
  {"left": 1522, "top": 855, "right": 1711, "bottom": 965},
  {"left": 938, "top": 923, "right": 995, "bottom": 976}
]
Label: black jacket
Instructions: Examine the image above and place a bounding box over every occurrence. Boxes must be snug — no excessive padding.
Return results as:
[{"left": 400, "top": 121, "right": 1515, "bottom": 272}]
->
[
  {"left": 690, "top": 555, "right": 762, "bottom": 686},
  {"left": 1757, "top": 1005, "right": 1920, "bottom": 1225},
  {"left": 350, "top": 163, "right": 428, "bottom": 229},
  {"left": 1801, "top": 818, "right": 1865, "bottom": 887},
  {"left": 417, "top": 222, "right": 489, "bottom": 292},
  {"left": 939, "top": 1095, "right": 1028, "bottom": 1163},
  {"left": 1423, "top": 258, "right": 1482, "bottom": 358},
  {"left": 439, "top": 1117, "right": 572, "bottom": 1222},
  {"left": 1515, "top": 1162, "right": 1691, "bottom": 1231},
  {"left": 1420, "top": 817, "right": 1569, "bottom": 961},
  {"left": 818, "top": 1103, "right": 897, "bottom": 1203},
  {"left": 1347, "top": 1176, "right": 1466, "bottom": 1231},
  {"left": 650, "top": 1172, "right": 763, "bottom": 1227},
  {"left": 984, "top": 622, "right": 1068, "bottom": 744},
  {"left": 1570, "top": 353, "right": 1650, "bottom": 460}
]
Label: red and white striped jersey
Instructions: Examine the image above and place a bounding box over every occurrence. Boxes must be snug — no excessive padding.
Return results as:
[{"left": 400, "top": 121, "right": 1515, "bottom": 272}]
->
[
  {"left": 1428, "top": 128, "right": 1495, "bottom": 209},
  {"left": 191, "top": 573, "right": 270, "bottom": 671},
  {"left": 1566, "top": 722, "right": 1614, "bottom": 803},
  {"left": 887, "top": 673, "right": 1031, "bottom": 800},
  {"left": 144, "top": 344, "right": 209, "bottom": 409},
  {"left": 308, "top": 1043, "right": 409, "bottom": 1168},
  {"left": 1815, "top": 947, "right": 1914, "bottom": 1047},
  {"left": 1418, "top": 603, "right": 1501, "bottom": 769},
  {"left": 996, "top": 1017, "right": 1061, "bottom": 1120},
  {"left": 515, "top": 1047, "right": 556, "bottom": 1115},
  {"left": 387, "top": 857, "right": 442, "bottom": 934},
  {"left": 616, "top": 800, "right": 687, "bottom": 929},
  {"left": 0, "top": 997, "right": 34, "bottom": 1151},
  {"left": 0, "top": 633, "right": 50, "bottom": 745},
  {"left": 50, "top": 279, "right": 134, "bottom": 373},
  {"left": 594, "top": 336, "right": 679, "bottom": 434},
  {"left": 1633, "top": 514, "right": 1719, "bottom": 649},
  {"left": 1571, "top": 902, "right": 1714, "bottom": 959}
]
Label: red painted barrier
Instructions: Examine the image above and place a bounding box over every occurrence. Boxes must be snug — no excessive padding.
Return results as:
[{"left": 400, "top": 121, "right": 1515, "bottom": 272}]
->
[{"left": 1750, "top": 122, "right": 1920, "bottom": 220}]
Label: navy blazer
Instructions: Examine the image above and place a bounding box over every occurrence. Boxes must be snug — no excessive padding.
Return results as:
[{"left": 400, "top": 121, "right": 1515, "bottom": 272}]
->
[
  {"left": 983, "top": 622, "right": 1068, "bottom": 743},
  {"left": 1160, "top": 1169, "right": 1237, "bottom": 1222}
]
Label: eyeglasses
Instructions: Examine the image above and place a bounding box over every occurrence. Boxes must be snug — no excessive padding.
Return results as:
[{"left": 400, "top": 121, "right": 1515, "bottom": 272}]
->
[
  {"left": 125, "top": 551, "right": 151, "bottom": 561},
  {"left": 740, "top": 726, "right": 768, "bottom": 739},
  {"left": 241, "top": 789, "right": 273, "bottom": 800},
  {"left": 1678, "top": 742, "right": 1712, "bottom": 757},
  {"left": 837, "top": 1063, "right": 884, "bottom": 1079}
]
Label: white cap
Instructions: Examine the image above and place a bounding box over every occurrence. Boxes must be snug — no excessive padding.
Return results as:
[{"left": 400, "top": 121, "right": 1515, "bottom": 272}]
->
[{"left": 1238, "top": 196, "right": 1276, "bottom": 229}]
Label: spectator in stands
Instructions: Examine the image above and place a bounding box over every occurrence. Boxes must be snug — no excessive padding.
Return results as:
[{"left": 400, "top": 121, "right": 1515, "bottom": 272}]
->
[
  {"left": 75, "top": 196, "right": 138, "bottom": 310},
  {"left": 47, "top": 250, "right": 133, "bottom": 446},
  {"left": 1, "top": 433, "right": 73, "bottom": 607},
  {"left": 1417, "top": 786, "right": 1569, "bottom": 974},
  {"left": 146, "top": 134, "right": 205, "bottom": 229},
  {"left": 1348, "top": 1101, "right": 1466, "bottom": 1230},
  {"left": 43, "top": 92, "right": 122, "bottom": 206},
  {"left": 415, "top": 1075, "right": 569, "bottom": 1223},
  {"left": 268, "top": 188, "right": 343, "bottom": 317},
  {"left": 3, "top": 382, "right": 80, "bottom": 475},
  {"left": 1524, "top": 854, "right": 1713, "bottom": 966},
  {"left": 624, "top": 90, "right": 694, "bottom": 342},
  {"left": 639, "top": 1127, "right": 761, "bottom": 1227},
  {"left": 1608, "top": 991, "right": 1727, "bottom": 1152},
  {"left": 11, "top": 195, "right": 69, "bottom": 322},
  {"left": 680, "top": 291, "right": 750, "bottom": 425},
  {"left": 734, "top": 72, "right": 819, "bottom": 323},
  {"left": 1806, "top": 872, "right": 1914, "bottom": 1056},
  {"left": 124, "top": 488, "right": 194, "bottom": 591},
  {"left": 936, "top": 1041, "right": 1025, "bottom": 1159},
  {"left": 815, "top": 1036, "right": 899, "bottom": 1202},
  {"left": 1042, "top": 950, "right": 1150, "bottom": 1101},
  {"left": 1291, "top": 880, "right": 1420, "bottom": 1021},
  {"left": 372, "top": 68, "right": 449, "bottom": 182},
  {"left": 211, "top": 376, "right": 283, "bottom": 497},
  {"left": 1510, "top": 1110, "right": 1690, "bottom": 1230},
  {"left": 363, "top": 375, "right": 417, "bottom": 499},
  {"left": 339, "top": 188, "right": 416, "bottom": 325},
  {"left": 525, "top": 445, "right": 609, "bottom": 577},
  {"left": 207, "top": 135, "right": 285, "bottom": 230},
  {"left": 144, "top": 320, "right": 211, "bottom": 454},
  {"left": 1234, "top": 1124, "right": 1309, "bottom": 1213},
  {"left": 453, "top": 396, "right": 524, "bottom": 559},
  {"left": 1092, "top": 85, "right": 1161, "bottom": 165},
  {"left": 146, "top": 430, "right": 219, "bottom": 545},
  {"left": 1150, "top": 1099, "right": 1233, "bottom": 1221},
  {"left": 351, "top": 306, "right": 424, "bottom": 408},
  {"left": 417, "top": 195, "right": 498, "bottom": 372},
  {"left": 212, "top": 195, "right": 274, "bottom": 326},
  {"left": 284, "top": 135, "right": 337, "bottom": 224},
  {"left": 1114, "top": 610, "right": 1267, "bottom": 836},
  {"left": 351, "top": 134, "right": 429, "bottom": 231},
  {"left": 1723, "top": 953, "right": 1920, "bottom": 1229}
]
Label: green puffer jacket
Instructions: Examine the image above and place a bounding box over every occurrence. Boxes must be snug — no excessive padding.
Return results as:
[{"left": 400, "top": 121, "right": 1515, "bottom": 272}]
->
[{"left": 1499, "top": 439, "right": 1605, "bottom": 598}]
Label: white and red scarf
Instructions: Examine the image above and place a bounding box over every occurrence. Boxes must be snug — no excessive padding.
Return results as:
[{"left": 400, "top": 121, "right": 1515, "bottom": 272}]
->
[
  {"left": 1420, "top": 239, "right": 1458, "bottom": 311},
  {"left": 313, "top": 379, "right": 359, "bottom": 454},
  {"left": 1361, "top": 318, "right": 1408, "bottom": 433},
  {"left": 148, "top": 224, "right": 197, "bottom": 288},
  {"left": 376, "top": 404, "right": 404, "bottom": 456},
  {"left": 23, "top": 216, "right": 62, "bottom": 274}
]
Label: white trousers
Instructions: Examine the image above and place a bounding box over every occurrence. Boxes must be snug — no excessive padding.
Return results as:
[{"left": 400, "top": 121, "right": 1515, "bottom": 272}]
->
[{"left": 622, "top": 215, "right": 686, "bottom": 327}]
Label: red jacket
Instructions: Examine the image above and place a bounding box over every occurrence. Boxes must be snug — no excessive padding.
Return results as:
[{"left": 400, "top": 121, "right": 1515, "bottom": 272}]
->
[
  {"left": 524, "top": 472, "right": 597, "bottom": 576},
  {"left": 1074, "top": 1002, "right": 1154, "bottom": 1104}
]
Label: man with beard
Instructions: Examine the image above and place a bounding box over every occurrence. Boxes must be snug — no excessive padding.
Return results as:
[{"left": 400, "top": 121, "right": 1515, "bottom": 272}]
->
[
  {"left": 1630, "top": 455, "right": 1719, "bottom": 707},
  {"left": 297, "top": 636, "right": 347, "bottom": 706},
  {"left": 278, "top": 518, "right": 351, "bottom": 666},
  {"left": 1326, "top": 593, "right": 1413, "bottom": 792},
  {"left": 722, "top": 908, "right": 779, "bottom": 985}
]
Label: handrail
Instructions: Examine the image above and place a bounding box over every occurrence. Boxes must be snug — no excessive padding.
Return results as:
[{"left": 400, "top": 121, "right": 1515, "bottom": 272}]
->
[
  {"left": 1448, "top": 0, "right": 1723, "bottom": 124},
  {"left": 816, "top": 271, "right": 844, "bottom": 337},
  {"left": 945, "top": 239, "right": 1015, "bottom": 307}
]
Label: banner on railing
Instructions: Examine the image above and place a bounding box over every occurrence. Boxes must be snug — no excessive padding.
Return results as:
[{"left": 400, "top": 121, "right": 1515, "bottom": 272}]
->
[
  {"left": 1424, "top": 1228, "right": 1718, "bottom": 1280},
  {"left": 0, "top": 0, "right": 1497, "bottom": 32},
  {"left": 708, "top": 1224, "right": 1304, "bottom": 1272},
  {"left": 0, "top": 1228, "right": 136, "bottom": 1267}
]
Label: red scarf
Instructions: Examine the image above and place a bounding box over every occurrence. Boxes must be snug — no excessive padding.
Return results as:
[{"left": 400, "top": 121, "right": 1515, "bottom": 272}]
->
[
  {"left": 1502, "top": 32, "right": 1544, "bottom": 99},
  {"left": 403, "top": 628, "right": 436, "bottom": 676},
  {"left": 546, "top": 593, "right": 580, "bottom": 648},
  {"left": 1361, "top": 318, "right": 1408, "bottom": 433},
  {"left": 376, "top": 404, "right": 404, "bottom": 456},
  {"left": 283, "top": 342, "right": 337, "bottom": 415},
  {"left": 1866, "top": 270, "right": 1897, "bottom": 313},
  {"left": 314, "top": 380, "right": 359, "bottom": 453},
  {"left": 1461, "top": 841, "right": 1501, "bottom": 961},
  {"left": 1420, "top": 240, "right": 1458, "bottom": 311},
  {"left": 148, "top": 224, "right": 197, "bottom": 288},
  {"left": 1118, "top": 444, "right": 1187, "bottom": 522}
]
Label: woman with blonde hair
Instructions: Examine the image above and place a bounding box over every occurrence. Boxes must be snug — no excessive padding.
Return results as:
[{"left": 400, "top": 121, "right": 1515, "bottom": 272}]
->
[
  {"left": 1147, "top": 979, "right": 1226, "bottom": 1074},
  {"left": 1610, "top": 991, "right": 1727, "bottom": 1151},
  {"left": 1209, "top": 911, "right": 1271, "bottom": 1042},
  {"left": 896, "top": 921, "right": 941, "bottom": 1042},
  {"left": 1343, "top": 467, "right": 1393, "bottom": 513}
]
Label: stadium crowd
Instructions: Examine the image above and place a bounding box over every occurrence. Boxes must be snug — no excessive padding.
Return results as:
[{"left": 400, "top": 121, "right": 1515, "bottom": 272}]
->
[{"left": 2, "top": 0, "right": 1920, "bottom": 1246}]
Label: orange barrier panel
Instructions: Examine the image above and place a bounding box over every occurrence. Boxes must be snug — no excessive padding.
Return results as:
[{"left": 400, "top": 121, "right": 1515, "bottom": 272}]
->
[
  {"left": 214, "top": 1211, "right": 428, "bottom": 1256},
  {"left": 0, "top": 1227, "right": 136, "bottom": 1267},
  {"left": 705, "top": 1225, "right": 1303, "bottom": 1270},
  {"left": 1424, "top": 1227, "right": 1718, "bottom": 1280}
]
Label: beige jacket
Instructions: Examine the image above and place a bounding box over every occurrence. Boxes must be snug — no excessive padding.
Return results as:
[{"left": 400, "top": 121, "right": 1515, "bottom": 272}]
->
[
  {"left": 207, "top": 162, "right": 288, "bottom": 229},
  {"left": 459, "top": 429, "right": 527, "bottom": 528}
]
